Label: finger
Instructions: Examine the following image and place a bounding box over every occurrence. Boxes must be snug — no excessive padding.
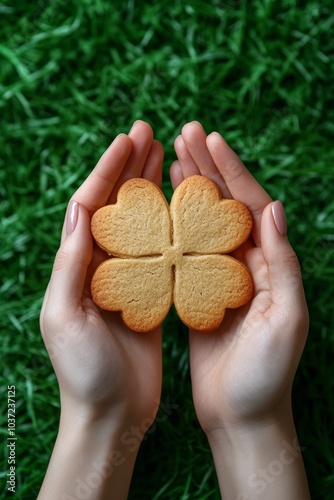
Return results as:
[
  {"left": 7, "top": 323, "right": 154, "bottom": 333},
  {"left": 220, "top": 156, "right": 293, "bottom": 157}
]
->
[
  {"left": 108, "top": 120, "right": 154, "bottom": 202},
  {"left": 261, "top": 201, "right": 308, "bottom": 319},
  {"left": 206, "top": 132, "right": 272, "bottom": 246},
  {"left": 174, "top": 134, "right": 201, "bottom": 177},
  {"left": 71, "top": 134, "right": 132, "bottom": 215},
  {"left": 180, "top": 122, "right": 231, "bottom": 198},
  {"left": 141, "top": 140, "right": 164, "bottom": 186},
  {"left": 44, "top": 201, "right": 93, "bottom": 322},
  {"left": 180, "top": 121, "right": 213, "bottom": 174},
  {"left": 170, "top": 161, "right": 184, "bottom": 190}
]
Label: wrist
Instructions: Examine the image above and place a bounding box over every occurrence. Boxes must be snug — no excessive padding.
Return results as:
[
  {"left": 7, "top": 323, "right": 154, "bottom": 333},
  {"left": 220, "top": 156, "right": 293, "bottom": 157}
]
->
[
  {"left": 39, "top": 407, "right": 145, "bottom": 500},
  {"left": 58, "top": 404, "right": 147, "bottom": 459},
  {"left": 206, "top": 410, "right": 310, "bottom": 500},
  {"left": 207, "top": 411, "right": 297, "bottom": 467},
  {"left": 206, "top": 399, "right": 294, "bottom": 441}
]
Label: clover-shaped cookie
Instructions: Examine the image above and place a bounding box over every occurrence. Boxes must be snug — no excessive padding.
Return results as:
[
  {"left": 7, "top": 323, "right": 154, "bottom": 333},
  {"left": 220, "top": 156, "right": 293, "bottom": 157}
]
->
[{"left": 91, "top": 175, "right": 253, "bottom": 332}]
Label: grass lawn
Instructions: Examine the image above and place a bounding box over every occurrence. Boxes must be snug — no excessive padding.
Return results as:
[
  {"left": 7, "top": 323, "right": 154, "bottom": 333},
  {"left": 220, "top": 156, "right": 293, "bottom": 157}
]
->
[{"left": 1, "top": 0, "right": 334, "bottom": 498}]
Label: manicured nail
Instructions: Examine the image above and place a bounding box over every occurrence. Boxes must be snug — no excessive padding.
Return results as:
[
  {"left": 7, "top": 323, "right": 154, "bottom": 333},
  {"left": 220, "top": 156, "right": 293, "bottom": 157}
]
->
[
  {"left": 272, "top": 200, "right": 287, "bottom": 236},
  {"left": 66, "top": 200, "right": 79, "bottom": 235}
]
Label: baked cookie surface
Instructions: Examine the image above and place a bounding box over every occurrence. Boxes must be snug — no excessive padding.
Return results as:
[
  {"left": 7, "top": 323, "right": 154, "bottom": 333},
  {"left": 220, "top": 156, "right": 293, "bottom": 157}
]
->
[{"left": 91, "top": 175, "right": 253, "bottom": 332}]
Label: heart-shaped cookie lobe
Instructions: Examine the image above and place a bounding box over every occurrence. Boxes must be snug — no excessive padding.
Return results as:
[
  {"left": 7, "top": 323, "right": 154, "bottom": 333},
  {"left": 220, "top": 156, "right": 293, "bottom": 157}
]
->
[
  {"left": 174, "top": 254, "right": 253, "bottom": 331},
  {"left": 91, "top": 178, "right": 171, "bottom": 257},
  {"left": 91, "top": 257, "right": 172, "bottom": 332},
  {"left": 170, "top": 175, "right": 252, "bottom": 254}
]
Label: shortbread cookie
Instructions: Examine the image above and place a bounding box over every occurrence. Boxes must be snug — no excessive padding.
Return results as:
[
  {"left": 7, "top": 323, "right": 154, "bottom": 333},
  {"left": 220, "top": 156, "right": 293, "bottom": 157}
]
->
[{"left": 91, "top": 175, "right": 253, "bottom": 332}]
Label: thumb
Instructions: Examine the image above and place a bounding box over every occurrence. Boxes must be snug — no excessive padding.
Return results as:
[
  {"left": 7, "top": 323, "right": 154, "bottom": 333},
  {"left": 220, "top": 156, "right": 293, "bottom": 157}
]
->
[
  {"left": 45, "top": 200, "right": 93, "bottom": 318},
  {"left": 261, "top": 201, "right": 307, "bottom": 315}
]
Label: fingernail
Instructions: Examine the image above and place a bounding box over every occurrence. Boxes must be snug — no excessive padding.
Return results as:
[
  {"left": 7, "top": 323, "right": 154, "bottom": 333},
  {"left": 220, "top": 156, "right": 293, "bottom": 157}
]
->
[
  {"left": 66, "top": 200, "right": 79, "bottom": 236},
  {"left": 272, "top": 200, "right": 287, "bottom": 236}
]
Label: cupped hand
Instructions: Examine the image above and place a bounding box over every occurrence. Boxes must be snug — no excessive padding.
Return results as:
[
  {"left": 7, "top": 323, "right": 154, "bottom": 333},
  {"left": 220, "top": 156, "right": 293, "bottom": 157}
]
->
[
  {"left": 40, "top": 121, "right": 163, "bottom": 425},
  {"left": 170, "top": 121, "right": 309, "bottom": 432}
]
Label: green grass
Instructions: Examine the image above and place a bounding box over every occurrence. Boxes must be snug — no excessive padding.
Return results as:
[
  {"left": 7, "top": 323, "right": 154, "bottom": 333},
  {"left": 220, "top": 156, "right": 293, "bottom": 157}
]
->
[{"left": 1, "top": 0, "right": 334, "bottom": 498}]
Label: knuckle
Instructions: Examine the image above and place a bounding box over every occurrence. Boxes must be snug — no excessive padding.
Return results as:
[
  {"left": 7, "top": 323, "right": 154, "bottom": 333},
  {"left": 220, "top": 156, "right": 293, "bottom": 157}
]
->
[
  {"left": 281, "top": 248, "right": 301, "bottom": 272},
  {"left": 274, "top": 248, "right": 304, "bottom": 295},
  {"left": 225, "top": 159, "right": 244, "bottom": 183},
  {"left": 53, "top": 248, "right": 71, "bottom": 273}
]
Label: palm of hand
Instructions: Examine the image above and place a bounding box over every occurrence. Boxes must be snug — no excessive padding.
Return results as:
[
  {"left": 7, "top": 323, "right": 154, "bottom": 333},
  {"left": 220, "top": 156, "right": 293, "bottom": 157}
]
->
[
  {"left": 73, "top": 238, "right": 162, "bottom": 416},
  {"left": 189, "top": 243, "right": 281, "bottom": 431},
  {"left": 43, "top": 122, "right": 163, "bottom": 421},
  {"left": 68, "top": 290, "right": 162, "bottom": 418},
  {"left": 170, "top": 122, "right": 308, "bottom": 432}
]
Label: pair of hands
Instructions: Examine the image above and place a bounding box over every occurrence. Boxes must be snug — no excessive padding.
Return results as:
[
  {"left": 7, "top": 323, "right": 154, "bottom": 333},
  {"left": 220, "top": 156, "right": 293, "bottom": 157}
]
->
[{"left": 40, "top": 120, "right": 309, "bottom": 440}]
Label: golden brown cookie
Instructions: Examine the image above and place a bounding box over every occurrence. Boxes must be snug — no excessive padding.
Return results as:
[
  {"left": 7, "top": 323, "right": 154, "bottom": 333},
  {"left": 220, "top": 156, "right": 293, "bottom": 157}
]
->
[{"left": 91, "top": 175, "right": 253, "bottom": 332}]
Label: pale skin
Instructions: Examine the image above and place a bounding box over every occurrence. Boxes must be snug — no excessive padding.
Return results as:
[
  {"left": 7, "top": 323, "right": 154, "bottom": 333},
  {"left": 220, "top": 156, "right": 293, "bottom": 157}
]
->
[
  {"left": 171, "top": 122, "right": 310, "bottom": 499},
  {"left": 39, "top": 121, "right": 164, "bottom": 499},
  {"left": 39, "top": 120, "right": 310, "bottom": 499}
]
